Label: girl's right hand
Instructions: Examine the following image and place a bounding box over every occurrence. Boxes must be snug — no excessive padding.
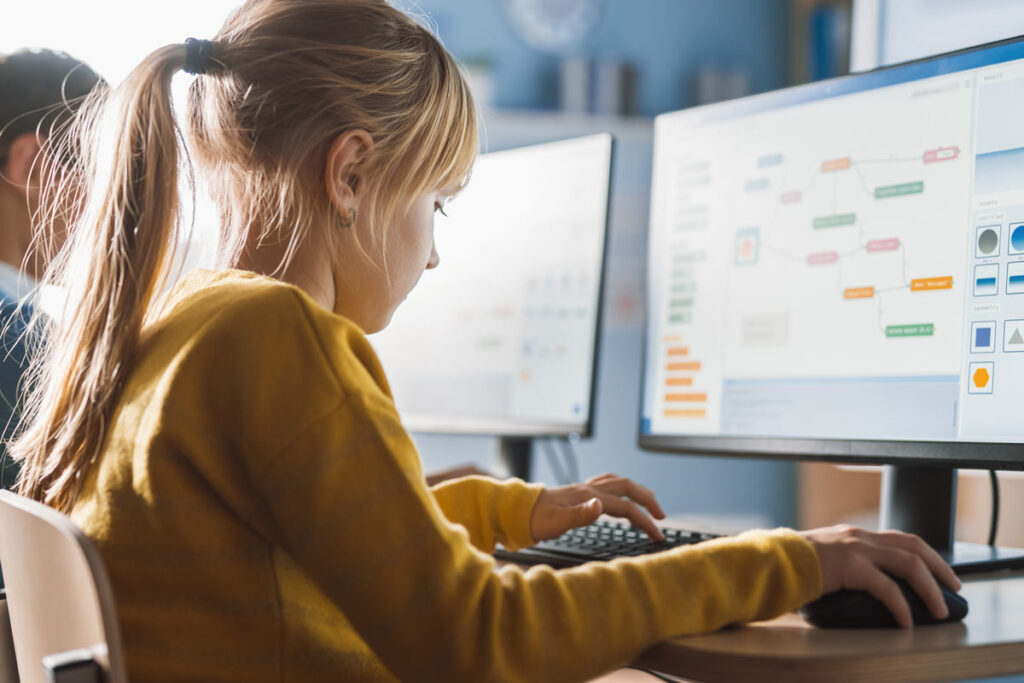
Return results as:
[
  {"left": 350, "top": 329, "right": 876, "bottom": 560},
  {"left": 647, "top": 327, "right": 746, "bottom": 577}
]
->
[{"left": 799, "top": 525, "right": 961, "bottom": 629}]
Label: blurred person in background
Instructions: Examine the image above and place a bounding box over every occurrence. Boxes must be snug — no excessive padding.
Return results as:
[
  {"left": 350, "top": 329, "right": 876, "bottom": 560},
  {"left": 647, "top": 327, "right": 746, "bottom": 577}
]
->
[{"left": 0, "top": 49, "right": 104, "bottom": 489}]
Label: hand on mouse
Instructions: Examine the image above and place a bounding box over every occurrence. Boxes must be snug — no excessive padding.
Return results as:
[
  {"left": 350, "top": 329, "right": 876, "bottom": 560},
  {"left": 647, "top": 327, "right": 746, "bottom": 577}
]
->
[
  {"left": 530, "top": 474, "right": 667, "bottom": 542},
  {"left": 799, "top": 524, "right": 962, "bottom": 629}
]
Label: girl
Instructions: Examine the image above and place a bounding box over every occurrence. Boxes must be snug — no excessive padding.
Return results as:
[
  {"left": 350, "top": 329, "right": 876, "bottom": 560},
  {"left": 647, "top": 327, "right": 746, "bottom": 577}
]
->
[{"left": 14, "top": 1, "right": 959, "bottom": 681}]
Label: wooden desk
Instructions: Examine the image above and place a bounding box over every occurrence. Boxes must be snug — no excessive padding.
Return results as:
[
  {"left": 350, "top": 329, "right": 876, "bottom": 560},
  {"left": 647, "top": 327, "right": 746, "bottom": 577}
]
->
[{"left": 633, "top": 572, "right": 1024, "bottom": 682}]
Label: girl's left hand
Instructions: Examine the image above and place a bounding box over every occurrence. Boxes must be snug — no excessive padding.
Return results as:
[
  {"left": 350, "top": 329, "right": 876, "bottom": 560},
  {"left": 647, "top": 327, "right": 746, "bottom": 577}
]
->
[{"left": 529, "top": 474, "right": 667, "bottom": 543}]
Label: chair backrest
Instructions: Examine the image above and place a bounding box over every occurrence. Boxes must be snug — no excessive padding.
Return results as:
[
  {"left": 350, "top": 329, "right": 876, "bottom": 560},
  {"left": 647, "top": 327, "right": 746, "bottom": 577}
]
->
[
  {"left": 0, "top": 591, "right": 18, "bottom": 683},
  {"left": 0, "top": 491, "right": 127, "bottom": 683}
]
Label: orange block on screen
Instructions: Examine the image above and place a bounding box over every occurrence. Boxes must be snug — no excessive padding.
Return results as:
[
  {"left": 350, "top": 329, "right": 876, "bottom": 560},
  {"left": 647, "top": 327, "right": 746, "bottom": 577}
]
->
[
  {"left": 663, "top": 408, "right": 707, "bottom": 418},
  {"left": 822, "top": 157, "right": 852, "bottom": 172},
  {"left": 911, "top": 276, "right": 953, "bottom": 291},
  {"left": 844, "top": 286, "right": 875, "bottom": 299},
  {"left": 664, "top": 393, "right": 707, "bottom": 403}
]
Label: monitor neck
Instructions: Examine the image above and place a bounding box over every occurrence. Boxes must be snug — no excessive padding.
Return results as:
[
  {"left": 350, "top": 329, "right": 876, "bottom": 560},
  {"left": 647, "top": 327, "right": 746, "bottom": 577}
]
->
[
  {"left": 878, "top": 465, "right": 1024, "bottom": 574},
  {"left": 499, "top": 437, "right": 533, "bottom": 481},
  {"left": 879, "top": 465, "right": 957, "bottom": 553}
]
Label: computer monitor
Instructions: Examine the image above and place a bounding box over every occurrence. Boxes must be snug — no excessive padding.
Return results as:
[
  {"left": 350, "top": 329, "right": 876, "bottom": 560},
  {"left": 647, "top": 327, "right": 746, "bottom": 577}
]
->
[
  {"left": 370, "top": 134, "right": 613, "bottom": 478},
  {"left": 639, "top": 36, "right": 1024, "bottom": 572}
]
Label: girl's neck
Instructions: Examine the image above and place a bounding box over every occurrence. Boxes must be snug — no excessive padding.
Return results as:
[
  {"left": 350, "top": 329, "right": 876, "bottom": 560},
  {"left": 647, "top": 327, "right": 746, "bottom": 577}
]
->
[{"left": 233, "top": 234, "right": 335, "bottom": 312}]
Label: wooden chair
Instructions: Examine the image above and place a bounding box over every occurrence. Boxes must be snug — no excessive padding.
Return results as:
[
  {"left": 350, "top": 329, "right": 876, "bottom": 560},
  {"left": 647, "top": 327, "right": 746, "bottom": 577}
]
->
[
  {"left": 1, "top": 590, "right": 18, "bottom": 683},
  {"left": 0, "top": 490, "right": 127, "bottom": 683}
]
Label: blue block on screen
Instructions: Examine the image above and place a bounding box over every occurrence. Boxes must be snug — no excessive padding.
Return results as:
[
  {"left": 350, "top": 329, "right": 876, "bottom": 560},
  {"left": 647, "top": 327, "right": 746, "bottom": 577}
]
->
[{"left": 976, "top": 327, "right": 992, "bottom": 348}]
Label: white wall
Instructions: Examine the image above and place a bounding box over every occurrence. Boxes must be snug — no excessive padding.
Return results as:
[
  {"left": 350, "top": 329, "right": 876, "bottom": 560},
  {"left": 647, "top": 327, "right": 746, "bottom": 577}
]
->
[{"left": 0, "top": 1, "right": 238, "bottom": 84}]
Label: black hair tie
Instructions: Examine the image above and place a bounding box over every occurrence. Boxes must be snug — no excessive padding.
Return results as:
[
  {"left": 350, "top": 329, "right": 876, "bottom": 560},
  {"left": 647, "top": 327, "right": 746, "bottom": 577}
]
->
[{"left": 183, "top": 38, "right": 216, "bottom": 75}]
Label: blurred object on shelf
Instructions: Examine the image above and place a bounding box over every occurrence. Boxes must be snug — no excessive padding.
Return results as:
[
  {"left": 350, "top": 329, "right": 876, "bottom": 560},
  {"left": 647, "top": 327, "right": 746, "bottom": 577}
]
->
[
  {"left": 559, "top": 55, "right": 637, "bottom": 116},
  {"left": 791, "top": 0, "right": 853, "bottom": 83},
  {"left": 592, "top": 58, "right": 636, "bottom": 116},
  {"left": 810, "top": 3, "right": 852, "bottom": 79},
  {"left": 560, "top": 55, "right": 590, "bottom": 114},
  {"left": 692, "top": 63, "right": 751, "bottom": 106}
]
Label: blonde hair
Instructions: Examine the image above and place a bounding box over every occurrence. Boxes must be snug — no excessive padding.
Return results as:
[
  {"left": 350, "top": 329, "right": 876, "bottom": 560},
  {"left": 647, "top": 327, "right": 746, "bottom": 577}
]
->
[{"left": 13, "top": 0, "right": 478, "bottom": 511}]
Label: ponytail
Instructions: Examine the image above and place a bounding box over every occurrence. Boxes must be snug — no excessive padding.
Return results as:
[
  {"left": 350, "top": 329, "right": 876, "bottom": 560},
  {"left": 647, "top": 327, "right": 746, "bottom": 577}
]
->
[{"left": 12, "top": 44, "right": 188, "bottom": 511}]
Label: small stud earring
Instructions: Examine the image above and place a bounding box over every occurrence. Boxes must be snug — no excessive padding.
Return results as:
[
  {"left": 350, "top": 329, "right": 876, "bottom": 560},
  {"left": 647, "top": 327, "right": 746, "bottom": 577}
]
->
[{"left": 340, "top": 209, "right": 358, "bottom": 228}]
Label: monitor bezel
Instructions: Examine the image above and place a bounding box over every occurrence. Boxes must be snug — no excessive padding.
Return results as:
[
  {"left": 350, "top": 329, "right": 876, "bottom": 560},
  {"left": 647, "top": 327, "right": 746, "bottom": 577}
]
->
[
  {"left": 637, "top": 34, "right": 1024, "bottom": 469},
  {"left": 394, "top": 133, "right": 615, "bottom": 439}
]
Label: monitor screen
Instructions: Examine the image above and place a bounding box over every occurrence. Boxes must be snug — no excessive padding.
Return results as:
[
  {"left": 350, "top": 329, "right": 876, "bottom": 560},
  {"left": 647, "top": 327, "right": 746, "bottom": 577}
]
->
[
  {"left": 640, "top": 37, "right": 1024, "bottom": 466},
  {"left": 370, "top": 134, "right": 612, "bottom": 437}
]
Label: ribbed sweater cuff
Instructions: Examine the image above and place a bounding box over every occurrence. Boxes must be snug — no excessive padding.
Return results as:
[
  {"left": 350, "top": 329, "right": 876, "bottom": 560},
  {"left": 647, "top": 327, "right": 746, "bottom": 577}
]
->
[
  {"left": 497, "top": 478, "right": 545, "bottom": 551},
  {"left": 766, "top": 528, "right": 824, "bottom": 603}
]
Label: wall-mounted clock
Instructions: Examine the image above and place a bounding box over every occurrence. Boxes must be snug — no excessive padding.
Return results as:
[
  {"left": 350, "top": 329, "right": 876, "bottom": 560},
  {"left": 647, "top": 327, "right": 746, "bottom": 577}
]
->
[{"left": 502, "top": 0, "right": 606, "bottom": 53}]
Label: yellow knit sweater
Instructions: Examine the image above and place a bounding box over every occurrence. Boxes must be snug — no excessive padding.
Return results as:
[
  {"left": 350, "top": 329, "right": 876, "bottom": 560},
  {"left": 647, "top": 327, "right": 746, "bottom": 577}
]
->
[{"left": 70, "top": 269, "right": 823, "bottom": 682}]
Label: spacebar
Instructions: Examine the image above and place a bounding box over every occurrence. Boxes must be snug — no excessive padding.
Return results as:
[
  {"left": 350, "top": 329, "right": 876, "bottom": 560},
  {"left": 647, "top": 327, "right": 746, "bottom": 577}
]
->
[
  {"left": 496, "top": 546, "right": 605, "bottom": 564},
  {"left": 527, "top": 545, "right": 610, "bottom": 561}
]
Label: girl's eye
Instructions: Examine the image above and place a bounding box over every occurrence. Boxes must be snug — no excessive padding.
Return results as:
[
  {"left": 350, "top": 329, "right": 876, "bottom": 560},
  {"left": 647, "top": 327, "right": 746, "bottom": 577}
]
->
[{"left": 434, "top": 202, "right": 448, "bottom": 217}]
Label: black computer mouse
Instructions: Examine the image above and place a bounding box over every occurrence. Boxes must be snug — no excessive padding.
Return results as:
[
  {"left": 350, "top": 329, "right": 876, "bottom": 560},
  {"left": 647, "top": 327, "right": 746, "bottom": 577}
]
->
[{"left": 799, "top": 577, "right": 969, "bottom": 628}]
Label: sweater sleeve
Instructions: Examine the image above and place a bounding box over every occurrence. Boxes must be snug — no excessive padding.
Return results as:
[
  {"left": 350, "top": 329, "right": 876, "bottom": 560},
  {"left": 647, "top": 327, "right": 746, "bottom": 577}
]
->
[
  {"left": 249, "top": 387, "right": 823, "bottom": 683},
  {"left": 430, "top": 476, "right": 543, "bottom": 552}
]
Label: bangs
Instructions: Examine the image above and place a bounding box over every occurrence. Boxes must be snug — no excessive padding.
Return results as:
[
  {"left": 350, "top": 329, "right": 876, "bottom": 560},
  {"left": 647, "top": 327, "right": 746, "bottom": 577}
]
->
[{"left": 420, "top": 52, "right": 479, "bottom": 197}]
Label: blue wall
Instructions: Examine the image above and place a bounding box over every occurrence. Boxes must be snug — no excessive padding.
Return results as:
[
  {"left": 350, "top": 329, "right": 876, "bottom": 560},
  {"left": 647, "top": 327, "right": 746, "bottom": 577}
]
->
[{"left": 417, "top": 0, "right": 791, "bottom": 114}]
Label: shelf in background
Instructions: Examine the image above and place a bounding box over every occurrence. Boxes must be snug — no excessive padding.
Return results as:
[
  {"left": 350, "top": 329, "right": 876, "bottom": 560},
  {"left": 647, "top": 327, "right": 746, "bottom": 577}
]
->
[{"left": 480, "top": 109, "right": 653, "bottom": 151}]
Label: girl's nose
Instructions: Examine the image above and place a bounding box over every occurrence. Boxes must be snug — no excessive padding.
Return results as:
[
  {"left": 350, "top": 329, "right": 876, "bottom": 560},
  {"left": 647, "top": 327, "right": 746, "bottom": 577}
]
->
[{"left": 426, "top": 240, "right": 440, "bottom": 269}]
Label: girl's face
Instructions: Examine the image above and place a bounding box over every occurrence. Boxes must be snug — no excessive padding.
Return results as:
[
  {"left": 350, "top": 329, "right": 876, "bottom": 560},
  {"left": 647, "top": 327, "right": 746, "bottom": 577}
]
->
[
  {"left": 330, "top": 187, "right": 449, "bottom": 333},
  {"left": 377, "top": 189, "right": 448, "bottom": 323}
]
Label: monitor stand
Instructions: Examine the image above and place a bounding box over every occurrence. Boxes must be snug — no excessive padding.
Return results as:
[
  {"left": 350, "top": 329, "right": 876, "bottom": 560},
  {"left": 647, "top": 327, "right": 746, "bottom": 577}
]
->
[
  {"left": 880, "top": 465, "right": 1024, "bottom": 575},
  {"left": 498, "top": 437, "right": 533, "bottom": 481}
]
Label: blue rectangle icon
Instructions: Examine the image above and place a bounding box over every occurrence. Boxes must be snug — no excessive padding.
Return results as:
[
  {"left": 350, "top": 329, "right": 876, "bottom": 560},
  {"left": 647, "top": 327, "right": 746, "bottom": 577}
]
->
[
  {"left": 976, "top": 327, "right": 991, "bottom": 347},
  {"left": 975, "top": 264, "right": 999, "bottom": 297},
  {"left": 972, "top": 320, "right": 997, "bottom": 353},
  {"left": 1008, "top": 261, "right": 1024, "bottom": 295}
]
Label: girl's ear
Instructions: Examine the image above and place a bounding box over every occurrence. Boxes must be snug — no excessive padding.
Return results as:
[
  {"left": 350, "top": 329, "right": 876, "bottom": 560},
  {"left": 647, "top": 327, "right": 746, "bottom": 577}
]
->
[
  {"left": 325, "top": 129, "right": 374, "bottom": 215},
  {"left": 3, "top": 132, "right": 43, "bottom": 198}
]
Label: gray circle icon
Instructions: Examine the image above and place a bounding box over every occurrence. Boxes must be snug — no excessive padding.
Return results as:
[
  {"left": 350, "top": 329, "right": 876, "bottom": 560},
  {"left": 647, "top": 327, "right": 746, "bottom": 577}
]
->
[{"left": 979, "top": 228, "right": 999, "bottom": 255}]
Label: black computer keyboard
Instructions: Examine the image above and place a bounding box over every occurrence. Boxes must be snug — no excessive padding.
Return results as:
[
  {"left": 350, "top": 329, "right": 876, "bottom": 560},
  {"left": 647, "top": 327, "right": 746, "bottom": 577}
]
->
[{"left": 494, "top": 519, "right": 722, "bottom": 568}]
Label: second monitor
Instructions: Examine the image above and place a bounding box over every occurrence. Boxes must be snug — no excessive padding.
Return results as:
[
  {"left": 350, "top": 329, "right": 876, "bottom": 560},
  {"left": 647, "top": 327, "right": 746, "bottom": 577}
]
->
[{"left": 370, "top": 134, "right": 613, "bottom": 478}]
